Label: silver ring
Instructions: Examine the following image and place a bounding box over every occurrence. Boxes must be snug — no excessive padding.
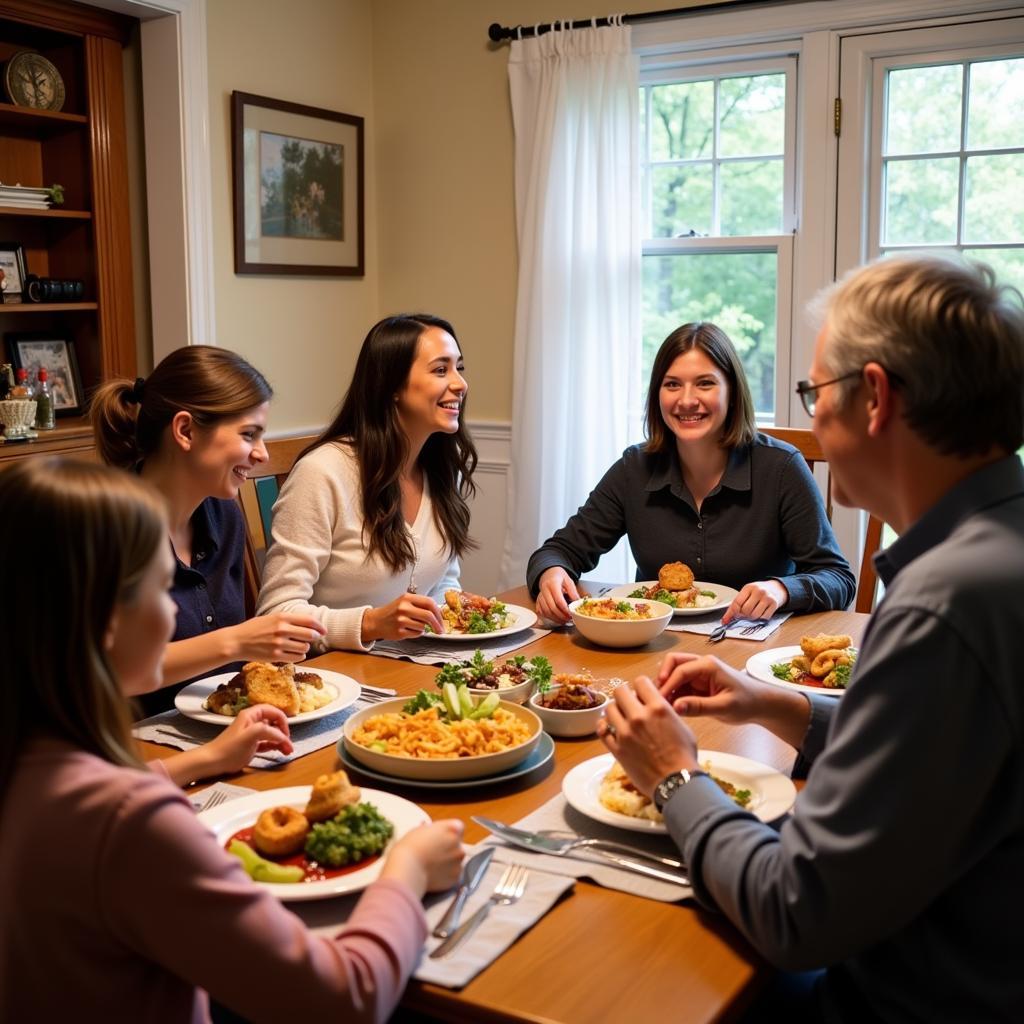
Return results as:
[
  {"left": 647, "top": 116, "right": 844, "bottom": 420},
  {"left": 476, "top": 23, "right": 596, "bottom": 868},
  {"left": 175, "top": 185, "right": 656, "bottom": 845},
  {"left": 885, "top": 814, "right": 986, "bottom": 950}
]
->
[{"left": 605, "top": 722, "right": 617, "bottom": 738}]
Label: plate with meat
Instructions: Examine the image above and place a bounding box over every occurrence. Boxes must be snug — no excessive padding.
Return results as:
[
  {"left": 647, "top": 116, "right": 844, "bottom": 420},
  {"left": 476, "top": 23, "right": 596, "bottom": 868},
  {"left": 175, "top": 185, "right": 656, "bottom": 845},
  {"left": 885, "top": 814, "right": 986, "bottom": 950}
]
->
[
  {"left": 603, "top": 562, "right": 738, "bottom": 617},
  {"left": 175, "top": 662, "right": 362, "bottom": 726},
  {"left": 562, "top": 752, "right": 796, "bottom": 832},
  {"left": 425, "top": 589, "right": 537, "bottom": 640},
  {"left": 746, "top": 634, "right": 858, "bottom": 696},
  {"left": 197, "top": 776, "right": 430, "bottom": 901}
]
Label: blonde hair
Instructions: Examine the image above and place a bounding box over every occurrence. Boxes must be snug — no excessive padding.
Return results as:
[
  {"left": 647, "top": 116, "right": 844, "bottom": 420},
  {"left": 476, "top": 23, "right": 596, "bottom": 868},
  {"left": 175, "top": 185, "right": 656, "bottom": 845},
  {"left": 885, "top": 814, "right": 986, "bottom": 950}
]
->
[
  {"left": 0, "top": 459, "right": 167, "bottom": 793},
  {"left": 812, "top": 253, "right": 1024, "bottom": 456},
  {"left": 90, "top": 345, "right": 272, "bottom": 469}
]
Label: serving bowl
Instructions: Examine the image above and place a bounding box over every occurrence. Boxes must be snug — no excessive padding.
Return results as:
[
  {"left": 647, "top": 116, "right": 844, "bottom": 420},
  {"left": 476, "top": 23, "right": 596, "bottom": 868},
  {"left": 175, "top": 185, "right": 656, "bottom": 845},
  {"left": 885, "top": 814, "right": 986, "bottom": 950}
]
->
[
  {"left": 341, "top": 697, "right": 543, "bottom": 781},
  {"left": 568, "top": 596, "right": 673, "bottom": 648},
  {"left": 529, "top": 685, "right": 609, "bottom": 738},
  {"left": 466, "top": 676, "right": 534, "bottom": 706}
]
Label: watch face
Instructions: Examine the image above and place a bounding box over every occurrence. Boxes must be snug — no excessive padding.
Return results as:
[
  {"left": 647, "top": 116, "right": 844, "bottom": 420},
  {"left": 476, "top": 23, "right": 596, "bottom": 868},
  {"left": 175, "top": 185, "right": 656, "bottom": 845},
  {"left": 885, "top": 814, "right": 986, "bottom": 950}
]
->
[{"left": 4, "top": 51, "right": 66, "bottom": 112}]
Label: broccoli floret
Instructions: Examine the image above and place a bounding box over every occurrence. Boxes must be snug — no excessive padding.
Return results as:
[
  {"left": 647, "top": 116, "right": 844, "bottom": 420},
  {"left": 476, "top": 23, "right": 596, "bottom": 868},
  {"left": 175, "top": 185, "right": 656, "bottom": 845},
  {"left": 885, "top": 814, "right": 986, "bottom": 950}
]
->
[{"left": 304, "top": 803, "right": 395, "bottom": 868}]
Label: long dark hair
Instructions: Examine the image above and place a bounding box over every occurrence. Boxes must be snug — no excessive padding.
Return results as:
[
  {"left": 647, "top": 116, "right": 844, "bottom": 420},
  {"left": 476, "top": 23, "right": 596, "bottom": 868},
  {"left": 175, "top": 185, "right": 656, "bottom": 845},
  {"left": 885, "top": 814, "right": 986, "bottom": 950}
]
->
[
  {"left": 301, "top": 314, "right": 477, "bottom": 572},
  {"left": 90, "top": 345, "right": 273, "bottom": 469},
  {"left": 0, "top": 459, "right": 167, "bottom": 795},
  {"left": 644, "top": 322, "right": 756, "bottom": 454}
]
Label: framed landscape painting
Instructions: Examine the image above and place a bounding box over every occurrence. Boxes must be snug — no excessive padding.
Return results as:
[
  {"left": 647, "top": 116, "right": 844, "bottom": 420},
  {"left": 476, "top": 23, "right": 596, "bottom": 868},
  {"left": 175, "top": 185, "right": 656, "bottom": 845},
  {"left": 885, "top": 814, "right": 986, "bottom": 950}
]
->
[{"left": 232, "top": 92, "right": 364, "bottom": 276}]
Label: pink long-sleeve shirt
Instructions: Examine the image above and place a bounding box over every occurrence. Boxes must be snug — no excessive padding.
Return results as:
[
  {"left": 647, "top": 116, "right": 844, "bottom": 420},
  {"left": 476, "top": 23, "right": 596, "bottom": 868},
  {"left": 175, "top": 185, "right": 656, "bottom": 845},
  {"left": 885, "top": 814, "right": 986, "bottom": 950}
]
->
[{"left": 0, "top": 737, "right": 427, "bottom": 1023}]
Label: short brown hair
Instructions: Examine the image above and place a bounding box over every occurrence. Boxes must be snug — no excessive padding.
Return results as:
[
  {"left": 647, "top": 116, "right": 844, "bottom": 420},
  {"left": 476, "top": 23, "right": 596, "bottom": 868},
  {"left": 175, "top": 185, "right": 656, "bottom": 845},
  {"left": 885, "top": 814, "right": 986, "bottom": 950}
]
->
[
  {"left": 90, "top": 345, "right": 273, "bottom": 469},
  {"left": 644, "top": 322, "right": 757, "bottom": 453}
]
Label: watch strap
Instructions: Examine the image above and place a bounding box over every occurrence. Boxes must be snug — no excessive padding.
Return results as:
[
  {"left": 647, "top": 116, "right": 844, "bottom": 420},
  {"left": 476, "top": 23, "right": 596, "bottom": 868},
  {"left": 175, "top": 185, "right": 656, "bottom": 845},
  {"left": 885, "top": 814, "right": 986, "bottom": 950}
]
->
[{"left": 654, "top": 768, "right": 709, "bottom": 812}]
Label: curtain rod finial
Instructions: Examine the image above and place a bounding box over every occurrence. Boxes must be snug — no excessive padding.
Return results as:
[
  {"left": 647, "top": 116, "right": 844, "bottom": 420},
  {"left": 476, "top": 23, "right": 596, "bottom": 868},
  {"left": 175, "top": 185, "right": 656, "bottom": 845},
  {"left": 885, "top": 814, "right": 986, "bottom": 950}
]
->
[{"left": 488, "top": 23, "right": 507, "bottom": 42}]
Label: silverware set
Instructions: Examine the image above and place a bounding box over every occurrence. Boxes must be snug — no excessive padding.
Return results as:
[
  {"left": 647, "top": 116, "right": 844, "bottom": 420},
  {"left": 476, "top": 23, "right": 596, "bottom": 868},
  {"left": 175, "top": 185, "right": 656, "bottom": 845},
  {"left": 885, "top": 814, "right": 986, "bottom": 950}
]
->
[
  {"left": 706, "top": 620, "right": 766, "bottom": 643},
  {"left": 430, "top": 863, "right": 530, "bottom": 958}
]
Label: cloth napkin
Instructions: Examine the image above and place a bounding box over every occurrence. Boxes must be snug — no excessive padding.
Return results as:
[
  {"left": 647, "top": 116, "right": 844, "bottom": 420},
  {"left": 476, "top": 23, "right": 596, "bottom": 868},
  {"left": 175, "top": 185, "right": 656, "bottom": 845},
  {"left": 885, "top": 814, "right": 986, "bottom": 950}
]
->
[
  {"left": 474, "top": 793, "right": 693, "bottom": 903},
  {"left": 132, "top": 692, "right": 394, "bottom": 768},
  {"left": 666, "top": 610, "right": 791, "bottom": 642},
  {"left": 369, "top": 627, "right": 550, "bottom": 666}
]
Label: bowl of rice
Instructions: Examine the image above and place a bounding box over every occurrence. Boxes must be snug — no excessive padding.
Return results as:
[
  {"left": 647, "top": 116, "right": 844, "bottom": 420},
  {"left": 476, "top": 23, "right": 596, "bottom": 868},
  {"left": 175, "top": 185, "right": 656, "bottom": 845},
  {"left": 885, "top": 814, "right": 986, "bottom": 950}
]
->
[
  {"left": 568, "top": 596, "right": 674, "bottom": 648},
  {"left": 341, "top": 697, "right": 543, "bottom": 781}
]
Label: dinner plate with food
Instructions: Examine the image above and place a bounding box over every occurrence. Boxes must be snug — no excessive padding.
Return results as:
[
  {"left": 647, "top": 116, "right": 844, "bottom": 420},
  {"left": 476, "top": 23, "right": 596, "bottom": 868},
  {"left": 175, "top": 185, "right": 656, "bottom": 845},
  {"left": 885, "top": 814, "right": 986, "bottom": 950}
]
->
[
  {"left": 562, "top": 752, "right": 797, "bottom": 833},
  {"left": 175, "top": 662, "right": 362, "bottom": 726},
  {"left": 197, "top": 772, "right": 429, "bottom": 901},
  {"left": 423, "top": 589, "right": 538, "bottom": 640},
  {"left": 603, "top": 561, "right": 739, "bottom": 617},
  {"left": 746, "top": 633, "right": 858, "bottom": 696}
]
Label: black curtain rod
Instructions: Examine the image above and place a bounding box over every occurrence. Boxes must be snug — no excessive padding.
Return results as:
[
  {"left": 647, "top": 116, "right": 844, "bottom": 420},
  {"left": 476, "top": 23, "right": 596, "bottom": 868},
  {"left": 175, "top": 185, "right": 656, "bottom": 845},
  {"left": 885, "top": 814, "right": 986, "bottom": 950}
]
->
[{"left": 487, "top": 1, "right": 782, "bottom": 42}]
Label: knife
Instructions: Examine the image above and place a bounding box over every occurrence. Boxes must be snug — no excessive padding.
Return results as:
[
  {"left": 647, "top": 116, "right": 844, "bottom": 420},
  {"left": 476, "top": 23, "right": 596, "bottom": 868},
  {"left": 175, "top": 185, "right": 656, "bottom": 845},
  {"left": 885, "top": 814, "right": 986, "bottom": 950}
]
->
[
  {"left": 432, "top": 846, "right": 494, "bottom": 938},
  {"left": 473, "top": 817, "right": 689, "bottom": 886}
]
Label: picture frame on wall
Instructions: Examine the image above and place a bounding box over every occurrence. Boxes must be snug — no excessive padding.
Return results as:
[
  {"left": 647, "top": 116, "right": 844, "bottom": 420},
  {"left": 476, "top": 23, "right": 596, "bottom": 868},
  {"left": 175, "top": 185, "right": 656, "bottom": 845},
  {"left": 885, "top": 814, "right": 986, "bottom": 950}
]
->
[
  {"left": 0, "top": 243, "right": 26, "bottom": 304},
  {"left": 6, "top": 333, "right": 84, "bottom": 415},
  {"left": 231, "top": 91, "right": 364, "bottom": 276}
]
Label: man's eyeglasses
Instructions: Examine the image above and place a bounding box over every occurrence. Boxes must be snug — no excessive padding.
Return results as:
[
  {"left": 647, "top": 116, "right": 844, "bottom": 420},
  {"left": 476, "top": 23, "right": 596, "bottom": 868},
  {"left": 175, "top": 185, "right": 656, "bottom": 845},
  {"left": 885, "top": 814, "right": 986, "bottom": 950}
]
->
[{"left": 796, "top": 367, "right": 903, "bottom": 417}]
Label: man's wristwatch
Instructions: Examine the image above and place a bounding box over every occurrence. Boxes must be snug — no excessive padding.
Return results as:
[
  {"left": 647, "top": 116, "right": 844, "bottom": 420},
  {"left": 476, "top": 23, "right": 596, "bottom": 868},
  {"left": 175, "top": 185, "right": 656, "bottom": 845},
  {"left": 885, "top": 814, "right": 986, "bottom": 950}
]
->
[{"left": 653, "top": 768, "right": 709, "bottom": 812}]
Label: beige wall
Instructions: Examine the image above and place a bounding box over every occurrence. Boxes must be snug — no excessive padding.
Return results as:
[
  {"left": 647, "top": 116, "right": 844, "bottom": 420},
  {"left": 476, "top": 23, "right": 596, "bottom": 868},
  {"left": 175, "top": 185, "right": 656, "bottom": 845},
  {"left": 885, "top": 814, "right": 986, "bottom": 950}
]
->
[{"left": 205, "top": 0, "right": 379, "bottom": 433}]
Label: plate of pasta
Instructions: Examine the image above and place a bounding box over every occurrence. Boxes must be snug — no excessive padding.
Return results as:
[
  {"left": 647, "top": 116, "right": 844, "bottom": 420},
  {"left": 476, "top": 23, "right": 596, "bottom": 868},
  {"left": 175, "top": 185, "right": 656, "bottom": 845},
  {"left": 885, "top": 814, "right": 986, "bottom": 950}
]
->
[{"left": 342, "top": 697, "right": 543, "bottom": 781}]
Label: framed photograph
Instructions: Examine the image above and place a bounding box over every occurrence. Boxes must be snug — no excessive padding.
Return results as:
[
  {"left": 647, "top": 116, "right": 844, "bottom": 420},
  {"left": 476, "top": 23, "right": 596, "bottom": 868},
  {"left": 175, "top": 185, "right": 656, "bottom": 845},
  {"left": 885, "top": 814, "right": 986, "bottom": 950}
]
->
[
  {"left": 232, "top": 91, "right": 364, "bottom": 276},
  {"left": 6, "top": 333, "right": 84, "bottom": 415},
  {"left": 0, "top": 243, "right": 26, "bottom": 303}
]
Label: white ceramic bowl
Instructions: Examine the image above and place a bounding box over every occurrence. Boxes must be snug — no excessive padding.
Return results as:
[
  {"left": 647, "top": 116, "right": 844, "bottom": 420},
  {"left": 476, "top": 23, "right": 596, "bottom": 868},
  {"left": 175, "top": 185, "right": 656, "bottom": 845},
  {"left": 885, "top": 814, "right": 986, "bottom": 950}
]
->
[
  {"left": 529, "top": 685, "right": 609, "bottom": 738},
  {"left": 467, "top": 676, "right": 534, "bottom": 706},
  {"left": 568, "top": 596, "right": 673, "bottom": 648},
  {"left": 342, "top": 697, "right": 543, "bottom": 781}
]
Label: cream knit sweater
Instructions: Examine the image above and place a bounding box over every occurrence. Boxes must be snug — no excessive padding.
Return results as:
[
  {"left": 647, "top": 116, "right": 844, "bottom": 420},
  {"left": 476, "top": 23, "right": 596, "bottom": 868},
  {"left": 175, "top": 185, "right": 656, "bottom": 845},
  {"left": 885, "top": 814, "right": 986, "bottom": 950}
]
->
[{"left": 257, "top": 441, "right": 460, "bottom": 651}]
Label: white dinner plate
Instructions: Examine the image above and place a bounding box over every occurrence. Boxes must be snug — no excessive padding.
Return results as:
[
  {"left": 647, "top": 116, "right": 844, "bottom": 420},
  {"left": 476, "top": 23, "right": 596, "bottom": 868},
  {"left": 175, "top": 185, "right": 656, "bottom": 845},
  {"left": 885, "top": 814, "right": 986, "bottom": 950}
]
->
[
  {"left": 198, "top": 785, "right": 430, "bottom": 902},
  {"left": 745, "top": 646, "right": 853, "bottom": 697},
  {"left": 425, "top": 603, "right": 538, "bottom": 642},
  {"left": 602, "top": 582, "right": 739, "bottom": 617},
  {"left": 175, "top": 668, "right": 362, "bottom": 726},
  {"left": 562, "top": 751, "right": 796, "bottom": 834}
]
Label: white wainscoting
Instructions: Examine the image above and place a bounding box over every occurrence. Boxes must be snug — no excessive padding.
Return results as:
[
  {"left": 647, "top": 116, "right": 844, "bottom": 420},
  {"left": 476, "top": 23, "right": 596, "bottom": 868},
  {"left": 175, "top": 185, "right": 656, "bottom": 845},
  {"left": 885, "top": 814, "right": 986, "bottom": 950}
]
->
[{"left": 462, "top": 420, "right": 511, "bottom": 596}]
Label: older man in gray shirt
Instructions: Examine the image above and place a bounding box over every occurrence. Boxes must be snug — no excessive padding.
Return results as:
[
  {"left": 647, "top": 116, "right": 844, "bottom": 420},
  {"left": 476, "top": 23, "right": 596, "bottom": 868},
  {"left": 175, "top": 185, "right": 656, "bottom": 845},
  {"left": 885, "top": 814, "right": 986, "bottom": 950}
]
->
[{"left": 601, "top": 253, "right": 1024, "bottom": 1022}]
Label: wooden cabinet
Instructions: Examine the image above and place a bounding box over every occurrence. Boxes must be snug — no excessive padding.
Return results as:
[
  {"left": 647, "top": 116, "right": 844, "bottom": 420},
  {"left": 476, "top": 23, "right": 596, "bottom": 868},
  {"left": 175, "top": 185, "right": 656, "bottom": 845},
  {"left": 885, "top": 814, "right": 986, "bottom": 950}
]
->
[{"left": 0, "top": 0, "right": 135, "bottom": 466}]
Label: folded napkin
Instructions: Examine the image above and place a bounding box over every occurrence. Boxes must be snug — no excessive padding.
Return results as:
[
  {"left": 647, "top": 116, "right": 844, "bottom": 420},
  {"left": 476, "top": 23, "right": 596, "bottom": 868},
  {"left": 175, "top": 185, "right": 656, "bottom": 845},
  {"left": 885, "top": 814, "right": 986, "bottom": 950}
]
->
[
  {"left": 133, "top": 692, "right": 394, "bottom": 768},
  {"left": 666, "top": 610, "right": 791, "bottom": 642},
  {"left": 369, "top": 627, "right": 550, "bottom": 666},
  {"left": 475, "top": 793, "right": 692, "bottom": 903}
]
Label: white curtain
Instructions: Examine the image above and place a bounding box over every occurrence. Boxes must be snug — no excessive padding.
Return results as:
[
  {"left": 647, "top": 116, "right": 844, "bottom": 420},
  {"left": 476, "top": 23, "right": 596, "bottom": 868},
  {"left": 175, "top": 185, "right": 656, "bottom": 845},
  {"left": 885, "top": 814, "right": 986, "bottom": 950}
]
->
[{"left": 498, "top": 20, "right": 641, "bottom": 590}]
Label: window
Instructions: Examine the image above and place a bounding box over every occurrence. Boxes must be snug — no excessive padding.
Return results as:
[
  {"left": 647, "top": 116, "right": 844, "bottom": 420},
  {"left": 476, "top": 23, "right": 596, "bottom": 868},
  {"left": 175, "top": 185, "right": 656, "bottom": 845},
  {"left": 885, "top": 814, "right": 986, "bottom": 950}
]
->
[{"left": 640, "top": 58, "right": 795, "bottom": 422}]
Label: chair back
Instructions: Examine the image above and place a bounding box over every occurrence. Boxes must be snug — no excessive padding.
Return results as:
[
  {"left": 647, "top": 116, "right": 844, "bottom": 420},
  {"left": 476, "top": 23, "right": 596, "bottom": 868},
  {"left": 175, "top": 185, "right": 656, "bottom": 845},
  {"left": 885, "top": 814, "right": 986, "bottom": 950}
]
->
[
  {"left": 237, "top": 435, "right": 318, "bottom": 616},
  {"left": 759, "top": 427, "right": 882, "bottom": 614}
]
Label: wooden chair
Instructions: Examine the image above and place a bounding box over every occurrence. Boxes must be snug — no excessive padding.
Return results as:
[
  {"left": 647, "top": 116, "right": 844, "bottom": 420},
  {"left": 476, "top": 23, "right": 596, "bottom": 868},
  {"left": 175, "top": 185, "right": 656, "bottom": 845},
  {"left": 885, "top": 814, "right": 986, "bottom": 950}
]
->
[
  {"left": 237, "top": 434, "right": 319, "bottom": 616},
  {"left": 760, "top": 427, "right": 884, "bottom": 614}
]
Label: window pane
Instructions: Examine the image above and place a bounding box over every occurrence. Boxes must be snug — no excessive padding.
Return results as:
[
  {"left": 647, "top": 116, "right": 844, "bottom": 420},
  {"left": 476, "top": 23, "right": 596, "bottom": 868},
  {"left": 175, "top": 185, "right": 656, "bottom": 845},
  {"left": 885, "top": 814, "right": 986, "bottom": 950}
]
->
[
  {"left": 650, "top": 81, "right": 715, "bottom": 161},
  {"left": 967, "top": 58, "right": 1024, "bottom": 150},
  {"left": 885, "top": 65, "right": 962, "bottom": 155},
  {"left": 962, "top": 247, "right": 1024, "bottom": 296},
  {"left": 964, "top": 155, "right": 1024, "bottom": 242},
  {"left": 651, "top": 164, "right": 713, "bottom": 237},
  {"left": 720, "top": 159, "right": 784, "bottom": 235},
  {"left": 719, "top": 74, "right": 786, "bottom": 157},
  {"left": 642, "top": 252, "right": 777, "bottom": 418},
  {"left": 883, "top": 157, "right": 960, "bottom": 244}
]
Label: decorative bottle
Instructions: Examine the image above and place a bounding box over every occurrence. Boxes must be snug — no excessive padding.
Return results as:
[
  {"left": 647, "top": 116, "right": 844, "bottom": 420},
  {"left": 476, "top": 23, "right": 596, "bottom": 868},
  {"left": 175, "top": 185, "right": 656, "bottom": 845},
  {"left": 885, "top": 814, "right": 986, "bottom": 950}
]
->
[
  {"left": 11, "top": 367, "right": 33, "bottom": 399},
  {"left": 34, "top": 368, "right": 55, "bottom": 429}
]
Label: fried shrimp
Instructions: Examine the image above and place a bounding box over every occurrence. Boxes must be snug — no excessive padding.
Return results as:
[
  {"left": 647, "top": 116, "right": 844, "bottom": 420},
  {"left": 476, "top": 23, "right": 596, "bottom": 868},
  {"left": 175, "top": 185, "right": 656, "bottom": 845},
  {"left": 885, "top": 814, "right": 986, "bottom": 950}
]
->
[
  {"left": 252, "top": 806, "right": 310, "bottom": 857},
  {"left": 304, "top": 770, "right": 361, "bottom": 823},
  {"left": 800, "top": 633, "right": 853, "bottom": 660},
  {"left": 810, "top": 648, "right": 854, "bottom": 678}
]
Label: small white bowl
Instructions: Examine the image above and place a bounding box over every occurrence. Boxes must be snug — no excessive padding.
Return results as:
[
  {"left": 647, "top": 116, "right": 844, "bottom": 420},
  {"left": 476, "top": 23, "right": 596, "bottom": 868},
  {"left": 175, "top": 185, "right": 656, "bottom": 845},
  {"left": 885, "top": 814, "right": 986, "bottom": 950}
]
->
[
  {"left": 467, "top": 677, "right": 534, "bottom": 706},
  {"left": 568, "top": 596, "right": 673, "bottom": 648},
  {"left": 529, "top": 685, "right": 609, "bottom": 738}
]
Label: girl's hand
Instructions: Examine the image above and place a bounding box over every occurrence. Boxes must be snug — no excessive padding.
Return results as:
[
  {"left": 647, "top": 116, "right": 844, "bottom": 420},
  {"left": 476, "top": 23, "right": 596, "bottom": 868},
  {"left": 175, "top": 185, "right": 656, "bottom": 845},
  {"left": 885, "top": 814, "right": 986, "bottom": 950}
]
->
[
  {"left": 535, "top": 567, "right": 580, "bottom": 624},
  {"left": 721, "top": 579, "right": 788, "bottom": 624},
  {"left": 196, "top": 705, "right": 293, "bottom": 778},
  {"left": 226, "top": 613, "right": 326, "bottom": 661},
  {"left": 381, "top": 820, "right": 466, "bottom": 897},
  {"left": 362, "top": 593, "right": 444, "bottom": 641}
]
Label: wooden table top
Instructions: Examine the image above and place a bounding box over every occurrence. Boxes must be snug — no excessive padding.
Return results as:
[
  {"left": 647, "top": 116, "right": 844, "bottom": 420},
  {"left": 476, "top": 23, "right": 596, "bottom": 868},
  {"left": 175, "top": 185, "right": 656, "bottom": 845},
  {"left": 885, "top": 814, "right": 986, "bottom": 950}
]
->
[{"left": 139, "top": 590, "right": 868, "bottom": 1024}]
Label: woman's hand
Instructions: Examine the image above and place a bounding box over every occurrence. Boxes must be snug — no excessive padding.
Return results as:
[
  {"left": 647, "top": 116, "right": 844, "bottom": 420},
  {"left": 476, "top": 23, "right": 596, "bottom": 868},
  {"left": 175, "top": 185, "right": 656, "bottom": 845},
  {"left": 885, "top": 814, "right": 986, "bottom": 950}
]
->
[
  {"left": 362, "top": 593, "right": 444, "bottom": 641},
  {"left": 381, "top": 819, "right": 466, "bottom": 897},
  {"left": 721, "top": 579, "right": 788, "bottom": 624},
  {"left": 535, "top": 567, "right": 581, "bottom": 624},
  {"left": 225, "top": 612, "right": 326, "bottom": 662},
  {"left": 598, "top": 676, "right": 699, "bottom": 798}
]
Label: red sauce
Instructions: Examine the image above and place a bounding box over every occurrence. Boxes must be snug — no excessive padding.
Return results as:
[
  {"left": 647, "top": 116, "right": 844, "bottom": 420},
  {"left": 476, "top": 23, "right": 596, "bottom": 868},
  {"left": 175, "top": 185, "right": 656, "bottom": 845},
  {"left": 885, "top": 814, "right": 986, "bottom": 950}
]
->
[
  {"left": 794, "top": 672, "right": 837, "bottom": 691},
  {"left": 227, "top": 826, "right": 380, "bottom": 884}
]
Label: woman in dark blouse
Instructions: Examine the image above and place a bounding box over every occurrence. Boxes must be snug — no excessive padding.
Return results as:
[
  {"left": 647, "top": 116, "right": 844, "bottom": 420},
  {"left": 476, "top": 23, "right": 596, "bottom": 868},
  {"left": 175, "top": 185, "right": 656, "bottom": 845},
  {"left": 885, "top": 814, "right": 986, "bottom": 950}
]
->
[
  {"left": 528, "top": 322, "right": 855, "bottom": 623},
  {"left": 91, "top": 346, "right": 324, "bottom": 713}
]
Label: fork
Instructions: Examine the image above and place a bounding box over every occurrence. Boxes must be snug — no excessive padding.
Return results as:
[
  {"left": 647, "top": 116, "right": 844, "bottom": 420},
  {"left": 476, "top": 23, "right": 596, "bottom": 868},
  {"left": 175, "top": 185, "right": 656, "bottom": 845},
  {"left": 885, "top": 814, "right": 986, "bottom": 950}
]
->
[
  {"left": 706, "top": 620, "right": 766, "bottom": 643},
  {"left": 429, "top": 864, "right": 529, "bottom": 958},
  {"left": 196, "top": 789, "right": 229, "bottom": 813}
]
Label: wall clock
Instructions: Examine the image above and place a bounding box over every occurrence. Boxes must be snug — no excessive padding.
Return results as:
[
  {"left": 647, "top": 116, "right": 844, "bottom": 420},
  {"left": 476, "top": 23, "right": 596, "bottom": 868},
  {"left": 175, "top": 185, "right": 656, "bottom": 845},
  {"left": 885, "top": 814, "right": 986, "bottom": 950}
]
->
[{"left": 4, "top": 51, "right": 65, "bottom": 111}]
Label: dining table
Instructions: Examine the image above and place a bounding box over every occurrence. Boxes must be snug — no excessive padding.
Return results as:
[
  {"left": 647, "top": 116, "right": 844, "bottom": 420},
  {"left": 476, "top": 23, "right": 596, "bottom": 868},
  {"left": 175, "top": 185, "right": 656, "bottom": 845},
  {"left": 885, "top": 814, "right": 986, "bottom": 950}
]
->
[{"left": 138, "top": 586, "right": 868, "bottom": 1024}]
